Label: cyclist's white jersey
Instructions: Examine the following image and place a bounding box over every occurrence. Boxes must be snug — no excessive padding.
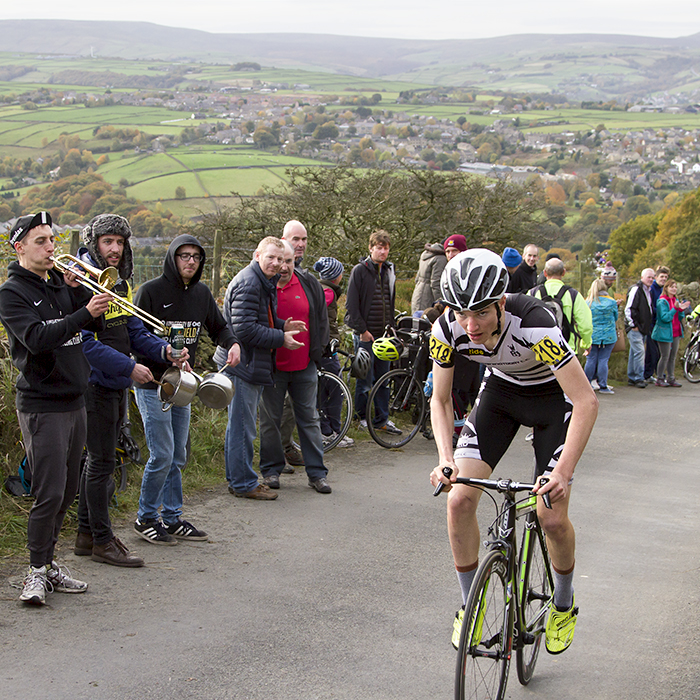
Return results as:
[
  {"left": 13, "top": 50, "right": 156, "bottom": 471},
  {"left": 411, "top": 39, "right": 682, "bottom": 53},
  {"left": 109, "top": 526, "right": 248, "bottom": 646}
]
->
[{"left": 429, "top": 294, "right": 575, "bottom": 387}]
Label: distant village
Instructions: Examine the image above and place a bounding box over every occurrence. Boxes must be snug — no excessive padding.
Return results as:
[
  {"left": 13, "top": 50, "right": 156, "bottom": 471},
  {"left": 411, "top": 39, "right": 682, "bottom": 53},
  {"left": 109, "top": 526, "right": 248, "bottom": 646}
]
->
[{"left": 11, "top": 79, "right": 700, "bottom": 204}]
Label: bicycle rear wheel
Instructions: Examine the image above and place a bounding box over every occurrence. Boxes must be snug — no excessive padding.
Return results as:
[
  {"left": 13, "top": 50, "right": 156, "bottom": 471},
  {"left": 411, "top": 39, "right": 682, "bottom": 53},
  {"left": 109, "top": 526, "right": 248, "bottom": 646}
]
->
[
  {"left": 367, "top": 369, "right": 427, "bottom": 448},
  {"left": 317, "top": 370, "right": 352, "bottom": 452},
  {"left": 516, "top": 513, "right": 552, "bottom": 685},
  {"left": 683, "top": 337, "right": 700, "bottom": 383},
  {"left": 455, "top": 550, "right": 513, "bottom": 700}
]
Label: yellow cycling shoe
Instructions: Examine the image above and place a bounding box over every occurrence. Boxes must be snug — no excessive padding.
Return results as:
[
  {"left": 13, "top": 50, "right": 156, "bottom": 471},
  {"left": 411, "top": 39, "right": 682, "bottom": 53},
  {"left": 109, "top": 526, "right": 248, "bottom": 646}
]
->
[
  {"left": 451, "top": 607, "right": 464, "bottom": 650},
  {"left": 545, "top": 597, "right": 579, "bottom": 654}
]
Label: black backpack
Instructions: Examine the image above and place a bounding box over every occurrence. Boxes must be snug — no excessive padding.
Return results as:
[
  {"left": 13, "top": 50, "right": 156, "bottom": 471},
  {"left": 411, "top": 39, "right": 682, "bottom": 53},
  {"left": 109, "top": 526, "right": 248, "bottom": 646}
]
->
[{"left": 530, "top": 284, "right": 581, "bottom": 345}]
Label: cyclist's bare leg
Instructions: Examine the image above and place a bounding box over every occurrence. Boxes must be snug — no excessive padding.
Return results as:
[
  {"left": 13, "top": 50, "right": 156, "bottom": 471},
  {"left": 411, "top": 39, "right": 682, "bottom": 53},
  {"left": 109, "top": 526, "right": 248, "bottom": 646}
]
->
[
  {"left": 446, "top": 458, "right": 492, "bottom": 569},
  {"left": 537, "top": 485, "right": 576, "bottom": 609},
  {"left": 536, "top": 485, "right": 575, "bottom": 573}
]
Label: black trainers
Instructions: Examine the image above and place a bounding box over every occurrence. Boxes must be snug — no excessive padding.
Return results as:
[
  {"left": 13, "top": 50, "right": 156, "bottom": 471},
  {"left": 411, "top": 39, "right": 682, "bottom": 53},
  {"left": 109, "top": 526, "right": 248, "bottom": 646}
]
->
[
  {"left": 134, "top": 518, "right": 178, "bottom": 545},
  {"left": 163, "top": 518, "right": 208, "bottom": 541}
]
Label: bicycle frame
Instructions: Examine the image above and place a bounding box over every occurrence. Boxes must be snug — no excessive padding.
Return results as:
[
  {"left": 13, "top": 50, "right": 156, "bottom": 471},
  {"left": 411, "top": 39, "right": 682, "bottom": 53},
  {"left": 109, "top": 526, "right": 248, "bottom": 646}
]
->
[{"left": 453, "top": 477, "right": 554, "bottom": 659}]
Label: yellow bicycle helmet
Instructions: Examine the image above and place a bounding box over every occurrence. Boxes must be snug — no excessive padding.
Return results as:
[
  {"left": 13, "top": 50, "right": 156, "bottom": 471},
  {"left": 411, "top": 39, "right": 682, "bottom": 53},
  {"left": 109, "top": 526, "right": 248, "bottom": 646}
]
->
[{"left": 372, "top": 336, "right": 403, "bottom": 362}]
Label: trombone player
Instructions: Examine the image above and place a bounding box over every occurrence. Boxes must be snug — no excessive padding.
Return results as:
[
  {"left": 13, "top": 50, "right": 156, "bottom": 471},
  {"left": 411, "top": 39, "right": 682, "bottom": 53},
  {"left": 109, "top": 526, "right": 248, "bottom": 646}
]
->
[
  {"left": 0, "top": 212, "right": 110, "bottom": 604},
  {"left": 72, "top": 213, "right": 188, "bottom": 568}
]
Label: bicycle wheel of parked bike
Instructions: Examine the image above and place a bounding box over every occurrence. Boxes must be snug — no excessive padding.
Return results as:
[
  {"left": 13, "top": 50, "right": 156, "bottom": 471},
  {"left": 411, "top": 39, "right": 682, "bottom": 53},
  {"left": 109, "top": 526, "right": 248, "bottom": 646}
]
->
[
  {"left": 456, "top": 549, "right": 513, "bottom": 700},
  {"left": 317, "top": 370, "right": 353, "bottom": 452},
  {"left": 683, "top": 337, "right": 700, "bottom": 383},
  {"left": 366, "top": 368, "right": 427, "bottom": 448},
  {"left": 516, "top": 512, "right": 552, "bottom": 686}
]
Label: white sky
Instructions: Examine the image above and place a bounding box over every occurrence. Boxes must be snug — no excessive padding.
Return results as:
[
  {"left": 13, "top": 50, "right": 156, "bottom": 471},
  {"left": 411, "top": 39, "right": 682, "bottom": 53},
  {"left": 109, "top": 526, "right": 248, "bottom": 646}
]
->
[{"left": 2, "top": 1, "right": 700, "bottom": 41}]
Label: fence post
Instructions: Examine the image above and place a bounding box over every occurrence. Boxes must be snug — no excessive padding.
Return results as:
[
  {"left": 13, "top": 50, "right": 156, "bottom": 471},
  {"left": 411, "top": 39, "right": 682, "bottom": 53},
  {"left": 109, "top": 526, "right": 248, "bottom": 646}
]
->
[
  {"left": 212, "top": 228, "right": 222, "bottom": 296},
  {"left": 70, "top": 228, "right": 80, "bottom": 256}
]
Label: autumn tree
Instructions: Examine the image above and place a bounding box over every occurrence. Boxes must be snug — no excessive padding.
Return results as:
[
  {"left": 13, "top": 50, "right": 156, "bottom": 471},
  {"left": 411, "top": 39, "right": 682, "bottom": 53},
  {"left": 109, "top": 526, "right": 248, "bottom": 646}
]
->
[{"left": 190, "top": 167, "right": 546, "bottom": 274}]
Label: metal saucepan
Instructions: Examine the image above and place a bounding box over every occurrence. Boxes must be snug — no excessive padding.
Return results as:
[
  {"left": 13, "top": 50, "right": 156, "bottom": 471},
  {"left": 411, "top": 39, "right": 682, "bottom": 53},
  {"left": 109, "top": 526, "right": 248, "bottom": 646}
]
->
[
  {"left": 159, "top": 367, "right": 199, "bottom": 412},
  {"left": 194, "top": 370, "right": 234, "bottom": 409}
]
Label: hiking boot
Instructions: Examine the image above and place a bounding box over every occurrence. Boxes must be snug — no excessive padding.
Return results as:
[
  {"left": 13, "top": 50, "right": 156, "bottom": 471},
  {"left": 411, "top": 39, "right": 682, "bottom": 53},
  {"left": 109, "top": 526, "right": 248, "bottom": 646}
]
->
[
  {"left": 19, "top": 565, "right": 49, "bottom": 605},
  {"left": 308, "top": 477, "right": 332, "bottom": 494},
  {"left": 74, "top": 530, "right": 93, "bottom": 556},
  {"left": 545, "top": 597, "right": 579, "bottom": 654},
  {"left": 47, "top": 561, "right": 88, "bottom": 593},
  {"left": 284, "top": 446, "right": 304, "bottom": 466},
  {"left": 91, "top": 536, "right": 145, "bottom": 567},
  {"left": 229, "top": 484, "right": 278, "bottom": 500},
  {"left": 163, "top": 518, "right": 208, "bottom": 541},
  {"left": 262, "top": 474, "right": 280, "bottom": 489},
  {"left": 134, "top": 518, "right": 178, "bottom": 546}
]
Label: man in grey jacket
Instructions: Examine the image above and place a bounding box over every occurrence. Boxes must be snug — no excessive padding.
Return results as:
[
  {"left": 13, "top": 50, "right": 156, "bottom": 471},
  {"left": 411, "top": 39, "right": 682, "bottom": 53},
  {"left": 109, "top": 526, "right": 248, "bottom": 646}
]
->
[{"left": 411, "top": 242, "right": 447, "bottom": 316}]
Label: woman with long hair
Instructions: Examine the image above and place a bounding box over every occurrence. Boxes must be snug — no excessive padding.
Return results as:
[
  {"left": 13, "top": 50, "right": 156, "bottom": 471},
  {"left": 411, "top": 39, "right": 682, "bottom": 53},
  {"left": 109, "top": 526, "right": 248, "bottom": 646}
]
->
[
  {"left": 651, "top": 279, "right": 691, "bottom": 386},
  {"left": 584, "top": 278, "right": 618, "bottom": 394}
]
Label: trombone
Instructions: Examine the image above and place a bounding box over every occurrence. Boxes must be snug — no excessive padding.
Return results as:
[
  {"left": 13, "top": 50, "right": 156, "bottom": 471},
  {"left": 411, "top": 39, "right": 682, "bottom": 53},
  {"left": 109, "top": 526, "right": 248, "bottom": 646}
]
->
[{"left": 50, "top": 254, "right": 168, "bottom": 335}]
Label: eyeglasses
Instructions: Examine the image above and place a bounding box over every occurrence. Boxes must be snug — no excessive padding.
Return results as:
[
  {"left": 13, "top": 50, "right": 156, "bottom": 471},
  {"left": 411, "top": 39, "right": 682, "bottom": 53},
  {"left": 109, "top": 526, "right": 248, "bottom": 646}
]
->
[{"left": 176, "top": 253, "right": 202, "bottom": 262}]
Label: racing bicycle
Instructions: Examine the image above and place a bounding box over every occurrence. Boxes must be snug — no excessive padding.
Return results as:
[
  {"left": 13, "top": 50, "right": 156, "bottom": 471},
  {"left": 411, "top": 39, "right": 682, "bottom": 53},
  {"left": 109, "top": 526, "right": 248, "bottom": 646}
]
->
[
  {"left": 435, "top": 468, "right": 554, "bottom": 700},
  {"left": 682, "top": 316, "right": 700, "bottom": 383}
]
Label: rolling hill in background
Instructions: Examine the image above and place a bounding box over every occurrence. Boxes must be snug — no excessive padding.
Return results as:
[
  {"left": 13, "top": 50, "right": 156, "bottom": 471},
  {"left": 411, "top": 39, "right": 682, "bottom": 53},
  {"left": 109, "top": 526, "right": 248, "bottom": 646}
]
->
[{"left": 2, "top": 20, "right": 700, "bottom": 100}]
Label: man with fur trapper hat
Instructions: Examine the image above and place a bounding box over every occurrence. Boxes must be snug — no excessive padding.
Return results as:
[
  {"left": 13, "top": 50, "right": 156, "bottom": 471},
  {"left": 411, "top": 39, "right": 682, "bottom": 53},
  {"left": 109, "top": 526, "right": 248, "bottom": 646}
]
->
[{"left": 73, "top": 214, "right": 187, "bottom": 567}]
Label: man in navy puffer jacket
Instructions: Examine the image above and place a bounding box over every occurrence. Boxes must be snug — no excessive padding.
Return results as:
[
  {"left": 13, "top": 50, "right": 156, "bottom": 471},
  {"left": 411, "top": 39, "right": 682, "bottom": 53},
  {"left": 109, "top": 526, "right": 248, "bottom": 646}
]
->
[{"left": 214, "top": 237, "right": 305, "bottom": 500}]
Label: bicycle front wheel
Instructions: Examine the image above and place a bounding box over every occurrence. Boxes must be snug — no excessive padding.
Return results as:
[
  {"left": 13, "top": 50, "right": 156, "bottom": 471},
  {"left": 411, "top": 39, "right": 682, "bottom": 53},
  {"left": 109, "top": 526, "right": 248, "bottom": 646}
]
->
[
  {"left": 515, "top": 512, "right": 552, "bottom": 686},
  {"left": 367, "top": 369, "right": 427, "bottom": 448},
  {"left": 317, "top": 370, "right": 353, "bottom": 452},
  {"left": 683, "top": 337, "right": 700, "bottom": 383},
  {"left": 455, "top": 550, "right": 513, "bottom": 700}
]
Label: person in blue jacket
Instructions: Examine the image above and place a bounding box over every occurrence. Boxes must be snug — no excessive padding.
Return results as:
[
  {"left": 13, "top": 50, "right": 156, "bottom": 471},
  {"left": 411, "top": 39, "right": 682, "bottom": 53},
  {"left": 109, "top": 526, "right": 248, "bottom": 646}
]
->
[
  {"left": 583, "top": 279, "right": 618, "bottom": 394},
  {"left": 651, "top": 279, "right": 691, "bottom": 386},
  {"left": 73, "top": 214, "right": 187, "bottom": 568}
]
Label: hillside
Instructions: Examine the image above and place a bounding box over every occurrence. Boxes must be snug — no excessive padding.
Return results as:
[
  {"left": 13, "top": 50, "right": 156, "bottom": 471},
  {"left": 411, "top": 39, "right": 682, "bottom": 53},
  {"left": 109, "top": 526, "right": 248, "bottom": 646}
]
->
[{"left": 2, "top": 20, "right": 700, "bottom": 100}]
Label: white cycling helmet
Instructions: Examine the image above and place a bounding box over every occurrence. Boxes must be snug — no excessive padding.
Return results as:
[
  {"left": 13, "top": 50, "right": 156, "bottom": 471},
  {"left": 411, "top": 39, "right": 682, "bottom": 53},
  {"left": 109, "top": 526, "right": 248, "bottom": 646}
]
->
[{"left": 440, "top": 248, "right": 509, "bottom": 312}]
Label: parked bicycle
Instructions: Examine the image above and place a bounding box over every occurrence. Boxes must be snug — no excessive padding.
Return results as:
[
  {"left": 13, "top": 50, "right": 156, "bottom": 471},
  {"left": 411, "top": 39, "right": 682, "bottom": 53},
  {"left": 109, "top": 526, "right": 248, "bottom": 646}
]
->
[
  {"left": 317, "top": 340, "right": 355, "bottom": 452},
  {"left": 435, "top": 467, "right": 554, "bottom": 700},
  {"left": 682, "top": 316, "right": 700, "bottom": 383},
  {"left": 366, "top": 319, "right": 431, "bottom": 448}
]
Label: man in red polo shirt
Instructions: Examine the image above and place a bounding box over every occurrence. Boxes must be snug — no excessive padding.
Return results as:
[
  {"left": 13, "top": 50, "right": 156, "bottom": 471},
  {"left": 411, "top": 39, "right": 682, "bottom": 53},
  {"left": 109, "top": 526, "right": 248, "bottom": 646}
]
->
[{"left": 259, "top": 242, "right": 332, "bottom": 494}]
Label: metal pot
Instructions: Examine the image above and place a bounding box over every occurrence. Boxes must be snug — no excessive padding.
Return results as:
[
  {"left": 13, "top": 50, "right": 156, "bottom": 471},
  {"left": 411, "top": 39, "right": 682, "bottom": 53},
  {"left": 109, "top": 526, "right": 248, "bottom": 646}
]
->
[
  {"left": 194, "top": 370, "right": 234, "bottom": 409},
  {"left": 159, "top": 367, "right": 199, "bottom": 412}
]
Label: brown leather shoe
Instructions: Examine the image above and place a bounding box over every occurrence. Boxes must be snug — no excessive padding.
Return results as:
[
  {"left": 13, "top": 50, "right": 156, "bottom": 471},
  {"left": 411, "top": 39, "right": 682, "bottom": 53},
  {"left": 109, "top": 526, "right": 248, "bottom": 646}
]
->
[
  {"left": 74, "top": 530, "right": 93, "bottom": 556},
  {"left": 228, "top": 484, "right": 278, "bottom": 500},
  {"left": 91, "top": 536, "right": 144, "bottom": 567}
]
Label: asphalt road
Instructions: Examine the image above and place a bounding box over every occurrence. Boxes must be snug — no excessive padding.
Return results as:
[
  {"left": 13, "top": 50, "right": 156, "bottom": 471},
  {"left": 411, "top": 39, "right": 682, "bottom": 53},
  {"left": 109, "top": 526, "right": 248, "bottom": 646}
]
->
[{"left": 2, "top": 381, "right": 699, "bottom": 700}]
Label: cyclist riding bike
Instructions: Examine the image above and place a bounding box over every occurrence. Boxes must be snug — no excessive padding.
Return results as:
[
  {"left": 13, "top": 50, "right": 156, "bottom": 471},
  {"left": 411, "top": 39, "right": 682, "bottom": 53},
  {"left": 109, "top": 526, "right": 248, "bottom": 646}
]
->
[{"left": 428, "top": 249, "right": 598, "bottom": 656}]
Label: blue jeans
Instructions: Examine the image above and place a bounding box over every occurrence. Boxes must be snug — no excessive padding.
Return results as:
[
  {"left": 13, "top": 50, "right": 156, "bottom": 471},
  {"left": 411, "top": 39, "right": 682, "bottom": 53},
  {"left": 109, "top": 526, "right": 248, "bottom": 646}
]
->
[
  {"left": 627, "top": 329, "right": 646, "bottom": 383},
  {"left": 259, "top": 360, "right": 327, "bottom": 481},
  {"left": 584, "top": 343, "right": 615, "bottom": 389},
  {"left": 354, "top": 338, "right": 390, "bottom": 426},
  {"left": 224, "top": 375, "right": 263, "bottom": 493},
  {"left": 134, "top": 388, "right": 190, "bottom": 524}
]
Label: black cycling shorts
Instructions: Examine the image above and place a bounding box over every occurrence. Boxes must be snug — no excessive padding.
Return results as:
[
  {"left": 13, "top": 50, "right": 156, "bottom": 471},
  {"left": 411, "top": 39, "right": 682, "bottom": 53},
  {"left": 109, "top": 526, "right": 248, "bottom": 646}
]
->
[{"left": 454, "top": 374, "right": 571, "bottom": 476}]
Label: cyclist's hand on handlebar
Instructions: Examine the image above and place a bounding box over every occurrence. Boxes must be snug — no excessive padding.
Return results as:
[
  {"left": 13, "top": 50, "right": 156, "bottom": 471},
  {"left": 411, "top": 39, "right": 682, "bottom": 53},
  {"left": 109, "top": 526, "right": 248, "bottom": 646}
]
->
[
  {"left": 431, "top": 462, "right": 457, "bottom": 495},
  {"left": 532, "top": 472, "right": 569, "bottom": 505}
]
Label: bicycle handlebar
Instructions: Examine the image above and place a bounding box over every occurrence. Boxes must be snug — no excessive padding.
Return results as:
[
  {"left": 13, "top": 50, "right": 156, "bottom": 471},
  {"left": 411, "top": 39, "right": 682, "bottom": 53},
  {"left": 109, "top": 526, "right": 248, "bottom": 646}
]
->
[{"left": 433, "top": 467, "right": 552, "bottom": 509}]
